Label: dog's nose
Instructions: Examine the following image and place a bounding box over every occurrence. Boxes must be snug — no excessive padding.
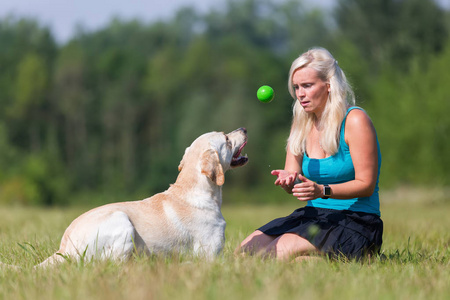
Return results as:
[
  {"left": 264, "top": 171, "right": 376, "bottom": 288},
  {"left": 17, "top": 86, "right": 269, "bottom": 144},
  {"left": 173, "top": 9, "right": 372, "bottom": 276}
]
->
[{"left": 239, "top": 127, "right": 247, "bottom": 134}]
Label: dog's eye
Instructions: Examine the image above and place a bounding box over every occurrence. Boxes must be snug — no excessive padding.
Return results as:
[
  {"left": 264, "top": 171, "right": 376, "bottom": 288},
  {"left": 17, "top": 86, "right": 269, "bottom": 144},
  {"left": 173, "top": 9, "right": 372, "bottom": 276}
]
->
[{"left": 225, "top": 136, "right": 232, "bottom": 147}]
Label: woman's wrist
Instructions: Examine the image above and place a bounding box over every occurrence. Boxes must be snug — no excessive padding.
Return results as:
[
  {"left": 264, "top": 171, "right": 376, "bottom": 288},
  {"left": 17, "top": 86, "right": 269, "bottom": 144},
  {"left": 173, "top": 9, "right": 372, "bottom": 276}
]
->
[{"left": 284, "top": 185, "right": 294, "bottom": 194}]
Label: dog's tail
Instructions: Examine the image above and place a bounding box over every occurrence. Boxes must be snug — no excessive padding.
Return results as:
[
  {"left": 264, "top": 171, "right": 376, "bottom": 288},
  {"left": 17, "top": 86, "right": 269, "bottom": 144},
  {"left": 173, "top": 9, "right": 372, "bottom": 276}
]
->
[
  {"left": 0, "top": 253, "right": 65, "bottom": 270},
  {"left": 1, "top": 254, "right": 65, "bottom": 270},
  {"left": 33, "top": 252, "right": 66, "bottom": 269}
]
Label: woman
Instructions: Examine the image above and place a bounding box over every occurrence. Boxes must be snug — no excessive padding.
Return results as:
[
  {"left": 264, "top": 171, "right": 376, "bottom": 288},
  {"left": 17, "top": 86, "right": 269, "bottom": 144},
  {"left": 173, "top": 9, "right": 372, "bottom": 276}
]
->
[{"left": 237, "top": 47, "right": 382, "bottom": 260}]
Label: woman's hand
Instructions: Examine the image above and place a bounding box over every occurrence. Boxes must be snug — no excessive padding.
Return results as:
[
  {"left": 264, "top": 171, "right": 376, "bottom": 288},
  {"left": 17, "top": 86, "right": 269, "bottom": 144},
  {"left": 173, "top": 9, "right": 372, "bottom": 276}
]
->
[
  {"left": 271, "top": 170, "right": 298, "bottom": 194},
  {"left": 292, "top": 174, "right": 323, "bottom": 201}
]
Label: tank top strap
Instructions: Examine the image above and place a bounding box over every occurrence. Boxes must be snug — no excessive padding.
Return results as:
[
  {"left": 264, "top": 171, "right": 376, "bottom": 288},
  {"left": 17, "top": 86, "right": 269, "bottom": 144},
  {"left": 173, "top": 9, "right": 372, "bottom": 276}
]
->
[
  {"left": 341, "top": 107, "right": 365, "bottom": 133},
  {"left": 339, "top": 106, "right": 364, "bottom": 149}
]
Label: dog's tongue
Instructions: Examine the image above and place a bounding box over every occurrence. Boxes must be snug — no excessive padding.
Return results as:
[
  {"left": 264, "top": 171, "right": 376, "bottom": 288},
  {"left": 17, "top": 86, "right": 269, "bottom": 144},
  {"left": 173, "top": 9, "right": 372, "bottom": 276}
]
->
[
  {"left": 234, "top": 141, "right": 247, "bottom": 158},
  {"left": 231, "top": 141, "right": 248, "bottom": 167}
]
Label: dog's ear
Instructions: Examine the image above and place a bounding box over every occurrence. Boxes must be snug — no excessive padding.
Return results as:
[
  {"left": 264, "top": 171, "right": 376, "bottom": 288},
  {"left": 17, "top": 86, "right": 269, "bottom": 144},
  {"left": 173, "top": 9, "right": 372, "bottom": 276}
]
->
[
  {"left": 178, "top": 146, "right": 191, "bottom": 172},
  {"left": 200, "top": 149, "right": 225, "bottom": 186}
]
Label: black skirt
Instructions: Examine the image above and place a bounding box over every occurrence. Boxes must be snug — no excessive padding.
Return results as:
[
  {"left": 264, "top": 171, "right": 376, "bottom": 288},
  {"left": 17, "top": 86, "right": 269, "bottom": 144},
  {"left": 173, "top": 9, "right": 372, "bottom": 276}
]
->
[{"left": 258, "top": 206, "right": 383, "bottom": 260}]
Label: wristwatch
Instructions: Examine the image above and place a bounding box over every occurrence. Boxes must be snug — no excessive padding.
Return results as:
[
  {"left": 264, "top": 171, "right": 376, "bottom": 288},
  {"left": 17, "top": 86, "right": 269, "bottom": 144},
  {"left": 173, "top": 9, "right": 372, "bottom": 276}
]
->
[{"left": 322, "top": 184, "right": 331, "bottom": 199}]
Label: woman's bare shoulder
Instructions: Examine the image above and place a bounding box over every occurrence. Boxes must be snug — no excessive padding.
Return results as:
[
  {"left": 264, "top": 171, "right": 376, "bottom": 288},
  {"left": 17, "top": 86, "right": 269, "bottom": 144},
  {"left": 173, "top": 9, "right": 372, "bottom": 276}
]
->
[
  {"left": 346, "top": 108, "right": 374, "bottom": 129},
  {"left": 345, "top": 108, "right": 376, "bottom": 143}
]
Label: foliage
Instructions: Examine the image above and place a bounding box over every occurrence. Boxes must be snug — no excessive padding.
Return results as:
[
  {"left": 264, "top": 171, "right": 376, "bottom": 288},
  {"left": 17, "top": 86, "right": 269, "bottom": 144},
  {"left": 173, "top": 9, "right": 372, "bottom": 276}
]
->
[
  {"left": 367, "top": 42, "right": 450, "bottom": 186},
  {"left": 0, "top": 0, "right": 448, "bottom": 205},
  {"left": 334, "top": 0, "right": 448, "bottom": 73}
]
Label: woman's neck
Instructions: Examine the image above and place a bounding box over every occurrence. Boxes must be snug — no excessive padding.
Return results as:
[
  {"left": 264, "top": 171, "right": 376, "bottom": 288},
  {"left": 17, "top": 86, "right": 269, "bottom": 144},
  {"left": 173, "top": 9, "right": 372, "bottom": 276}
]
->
[{"left": 313, "top": 114, "right": 323, "bottom": 131}]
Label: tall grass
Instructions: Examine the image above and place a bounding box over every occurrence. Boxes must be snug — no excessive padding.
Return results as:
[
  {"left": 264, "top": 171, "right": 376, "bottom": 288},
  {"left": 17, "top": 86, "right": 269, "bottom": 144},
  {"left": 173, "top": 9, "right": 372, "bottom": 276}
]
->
[{"left": 0, "top": 188, "right": 449, "bottom": 300}]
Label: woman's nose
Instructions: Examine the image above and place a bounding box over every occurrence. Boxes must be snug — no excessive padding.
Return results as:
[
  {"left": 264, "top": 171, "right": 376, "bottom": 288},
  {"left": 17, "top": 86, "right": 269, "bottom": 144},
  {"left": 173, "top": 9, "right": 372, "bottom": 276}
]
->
[{"left": 297, "top": 87, "right": 305, "bottom": 98}]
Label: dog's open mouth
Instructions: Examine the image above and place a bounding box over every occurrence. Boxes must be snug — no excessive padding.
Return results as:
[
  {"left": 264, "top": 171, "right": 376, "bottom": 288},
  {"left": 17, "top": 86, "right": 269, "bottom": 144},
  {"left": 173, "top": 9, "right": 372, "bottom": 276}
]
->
[{"left": 231, "top": 141, "right": 248, "bottom": 167}]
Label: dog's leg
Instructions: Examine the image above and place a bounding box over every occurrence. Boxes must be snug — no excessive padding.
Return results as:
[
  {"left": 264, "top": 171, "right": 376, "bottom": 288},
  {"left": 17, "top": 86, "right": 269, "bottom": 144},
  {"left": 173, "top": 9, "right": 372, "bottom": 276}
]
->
[
  {"left": 91, "top": 211, "right": 137, "bottom": 261},
  {"left": 193, "top": 230, "right": 225, "bottom": 260},
  {"left": 35, "top": 211, "right": 137, "bottom": 268}
]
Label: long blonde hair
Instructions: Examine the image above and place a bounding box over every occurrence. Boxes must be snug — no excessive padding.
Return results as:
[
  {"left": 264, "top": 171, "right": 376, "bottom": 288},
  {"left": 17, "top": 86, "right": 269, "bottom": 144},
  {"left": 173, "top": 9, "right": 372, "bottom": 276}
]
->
[{"left": 287, "top": 47, "right": 355, "bottom": 156}]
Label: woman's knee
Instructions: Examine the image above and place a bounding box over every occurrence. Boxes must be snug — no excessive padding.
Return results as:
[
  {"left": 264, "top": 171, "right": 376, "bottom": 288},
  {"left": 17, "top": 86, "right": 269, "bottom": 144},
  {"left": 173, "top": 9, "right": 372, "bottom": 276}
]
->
[
  {"left": 266, "top": 233, "right": 318, "bottom": 260},
  {"left": 236, "top": 230, "right": 276, "bottom": 254}
]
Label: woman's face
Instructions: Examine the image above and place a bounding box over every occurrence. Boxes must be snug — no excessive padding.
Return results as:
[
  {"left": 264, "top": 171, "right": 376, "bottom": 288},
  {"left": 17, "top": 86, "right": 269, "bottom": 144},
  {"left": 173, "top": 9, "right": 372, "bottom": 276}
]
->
[{"left": 292, "top": 67, "right": 330, "bottom": 117}]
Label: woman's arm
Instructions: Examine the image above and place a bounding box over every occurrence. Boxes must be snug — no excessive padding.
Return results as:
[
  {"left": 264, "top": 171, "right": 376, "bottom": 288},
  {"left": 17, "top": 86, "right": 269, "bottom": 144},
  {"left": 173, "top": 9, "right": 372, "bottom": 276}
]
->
[
  {"left": 292, "top": 109, "right": 379, "bottom": 200},
  {"left": 271, "top": 143, "right": 303, "bottom": 194}
]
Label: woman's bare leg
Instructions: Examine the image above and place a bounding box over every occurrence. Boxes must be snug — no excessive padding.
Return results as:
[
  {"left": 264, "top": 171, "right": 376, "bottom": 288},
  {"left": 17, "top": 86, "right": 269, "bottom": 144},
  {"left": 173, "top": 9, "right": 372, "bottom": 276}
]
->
[
  {"left": 264, "top": 233, "right": 320, "bottom": 260},
  {"left": 235, "top": 230, "right": 277, "bottom": 255}
]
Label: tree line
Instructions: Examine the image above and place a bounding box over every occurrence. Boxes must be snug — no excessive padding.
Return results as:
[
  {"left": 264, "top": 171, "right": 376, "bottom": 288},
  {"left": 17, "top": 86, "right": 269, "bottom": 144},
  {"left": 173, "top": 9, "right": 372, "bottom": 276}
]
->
[{"left": 0, "top": 0, "right": 448, "bottom": 206}]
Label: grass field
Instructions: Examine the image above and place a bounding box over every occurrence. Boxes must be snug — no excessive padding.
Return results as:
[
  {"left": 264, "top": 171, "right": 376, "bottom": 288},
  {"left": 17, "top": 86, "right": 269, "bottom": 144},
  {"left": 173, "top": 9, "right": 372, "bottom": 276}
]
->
[{"left": 0, "top": 188, "right": 449, "bottom": 300}]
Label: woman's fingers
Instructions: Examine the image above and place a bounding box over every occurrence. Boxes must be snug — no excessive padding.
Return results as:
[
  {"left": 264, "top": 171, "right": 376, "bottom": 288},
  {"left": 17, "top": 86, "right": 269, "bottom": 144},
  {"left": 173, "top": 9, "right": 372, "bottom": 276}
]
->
[
  {"left": 271, "top": 170, "right": 298, "bottom": 186},
  {"left": 292, "top": 180, "right": 319, "bottom": 201}
]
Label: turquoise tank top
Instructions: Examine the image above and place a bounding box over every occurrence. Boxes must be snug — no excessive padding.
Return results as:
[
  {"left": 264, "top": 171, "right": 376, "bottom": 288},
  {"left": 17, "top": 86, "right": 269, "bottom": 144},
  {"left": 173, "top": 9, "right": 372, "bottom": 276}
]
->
[{"left": 302, "top": 107, "right": 381, "bottom": 216}]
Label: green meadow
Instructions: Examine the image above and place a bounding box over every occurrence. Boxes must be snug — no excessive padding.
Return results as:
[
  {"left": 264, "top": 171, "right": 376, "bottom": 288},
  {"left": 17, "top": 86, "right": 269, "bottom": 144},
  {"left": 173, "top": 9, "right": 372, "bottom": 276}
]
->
[{"left": 0, "top": 188, "right": 449, "bottom": 300}]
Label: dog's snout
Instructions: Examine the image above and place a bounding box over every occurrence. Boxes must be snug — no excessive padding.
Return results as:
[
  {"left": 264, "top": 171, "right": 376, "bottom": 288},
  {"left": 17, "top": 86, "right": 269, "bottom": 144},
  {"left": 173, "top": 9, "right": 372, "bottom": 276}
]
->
[{"left": 229, "top": 128, "right": 247, "bottom": 136}]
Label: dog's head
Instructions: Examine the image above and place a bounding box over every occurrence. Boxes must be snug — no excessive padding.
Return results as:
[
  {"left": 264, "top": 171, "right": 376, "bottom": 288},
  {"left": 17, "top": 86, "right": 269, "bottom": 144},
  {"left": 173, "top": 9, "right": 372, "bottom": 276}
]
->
[{"left": 178, "top": 128, "right": 248, "bottom": 186}]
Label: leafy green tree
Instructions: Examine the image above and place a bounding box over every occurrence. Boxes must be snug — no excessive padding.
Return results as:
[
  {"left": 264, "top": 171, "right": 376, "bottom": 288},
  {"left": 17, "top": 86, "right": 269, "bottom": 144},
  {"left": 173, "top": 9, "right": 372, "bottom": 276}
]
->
[
  {"left": 10, "top": 53, "right": 48, "bottom": 151},
  {"left": 0, "top": 0, "right": 448, "bottom": 206},
  {"left": 52, "top": 41, "right": 95, "bottom": 189},
  {"left": 367, "top": 42, "right": 450, "bottom": 186},
  {"left": 335, "top": 0, "right": 448, "bottom": 73}
]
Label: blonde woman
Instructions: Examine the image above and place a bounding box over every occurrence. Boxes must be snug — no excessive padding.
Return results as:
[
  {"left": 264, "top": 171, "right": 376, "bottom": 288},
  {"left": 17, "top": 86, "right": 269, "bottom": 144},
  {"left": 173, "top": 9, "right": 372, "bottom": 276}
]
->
[{"left": 237, "top": 47, "right": 383, "bottom": 260}]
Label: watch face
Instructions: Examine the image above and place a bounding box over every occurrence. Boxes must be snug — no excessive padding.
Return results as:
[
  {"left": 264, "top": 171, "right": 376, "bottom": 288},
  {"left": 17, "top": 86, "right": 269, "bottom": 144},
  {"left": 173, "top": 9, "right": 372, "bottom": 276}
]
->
[{"left": 324, "top": 185, "right": 331, "bottom": 197}]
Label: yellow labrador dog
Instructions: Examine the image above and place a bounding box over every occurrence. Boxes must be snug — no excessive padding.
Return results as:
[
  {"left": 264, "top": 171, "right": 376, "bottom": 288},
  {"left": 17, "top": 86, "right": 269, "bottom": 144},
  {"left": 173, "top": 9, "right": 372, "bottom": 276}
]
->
[{"left": 34, "top": 128, "right": 248, "bottom": 267}]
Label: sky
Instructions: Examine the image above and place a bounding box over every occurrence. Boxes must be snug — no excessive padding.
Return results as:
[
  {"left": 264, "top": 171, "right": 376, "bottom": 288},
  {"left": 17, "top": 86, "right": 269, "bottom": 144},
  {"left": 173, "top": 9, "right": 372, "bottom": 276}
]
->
[
  {"left": 1, "top": 0, "right": 449, "bottom": 44},
  {"left": 0, "top": 0, "right": 335, "bottom": 44}
]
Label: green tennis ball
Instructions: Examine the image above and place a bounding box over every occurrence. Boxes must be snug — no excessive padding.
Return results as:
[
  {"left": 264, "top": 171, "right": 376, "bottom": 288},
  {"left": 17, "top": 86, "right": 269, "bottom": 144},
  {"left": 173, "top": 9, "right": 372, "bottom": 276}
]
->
[{"left": 257, "top": 85, "right": 274, "bottom": 103}]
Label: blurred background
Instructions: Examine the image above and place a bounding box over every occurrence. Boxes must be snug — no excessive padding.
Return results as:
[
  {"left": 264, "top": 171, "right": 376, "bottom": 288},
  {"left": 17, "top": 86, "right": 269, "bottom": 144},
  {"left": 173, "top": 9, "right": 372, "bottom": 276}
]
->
[{"left": 0, "top": 0, "right": 448, "bottom": 206}]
